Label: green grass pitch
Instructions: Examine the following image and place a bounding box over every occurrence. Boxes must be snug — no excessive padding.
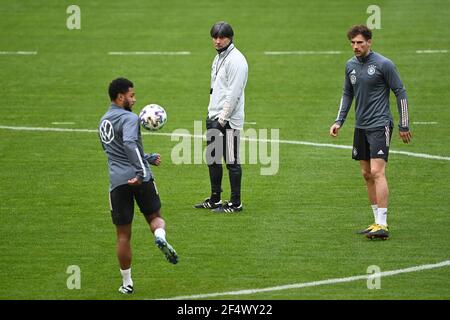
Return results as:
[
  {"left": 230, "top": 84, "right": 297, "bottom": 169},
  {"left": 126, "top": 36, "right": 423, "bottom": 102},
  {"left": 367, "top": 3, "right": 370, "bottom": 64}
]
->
[{"left": 0, "top": 0, "right": 449, "bottom": 300}]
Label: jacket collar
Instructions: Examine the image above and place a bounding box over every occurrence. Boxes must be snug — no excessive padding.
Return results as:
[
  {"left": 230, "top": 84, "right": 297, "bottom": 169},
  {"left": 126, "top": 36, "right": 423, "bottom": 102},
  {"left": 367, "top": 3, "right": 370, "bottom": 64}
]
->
[
  {"left": 357, "top": 50, "right": 373, "bottom": 63},
  {"left": 217, "top": 42, "right": 235, "bottom": 55}
]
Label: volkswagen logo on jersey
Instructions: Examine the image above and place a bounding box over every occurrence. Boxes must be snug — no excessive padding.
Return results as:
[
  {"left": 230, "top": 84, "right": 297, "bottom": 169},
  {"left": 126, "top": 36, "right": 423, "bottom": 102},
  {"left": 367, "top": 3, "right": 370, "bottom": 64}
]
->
[
  {"left": 100, "top": 119, "right": 114, "bottom": 144},
  {"left": 367, "top": 65, "right": 377, "bottom": 75}
]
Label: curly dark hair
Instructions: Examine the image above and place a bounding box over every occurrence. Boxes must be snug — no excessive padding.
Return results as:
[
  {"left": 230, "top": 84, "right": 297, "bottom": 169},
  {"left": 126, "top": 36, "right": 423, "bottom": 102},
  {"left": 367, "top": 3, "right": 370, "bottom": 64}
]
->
[
  {"left": 347, "top": 25, "right": 372, "bottom": 41},
  {"left": 108, "top": 77, "right": 133, "bottom": 100}
]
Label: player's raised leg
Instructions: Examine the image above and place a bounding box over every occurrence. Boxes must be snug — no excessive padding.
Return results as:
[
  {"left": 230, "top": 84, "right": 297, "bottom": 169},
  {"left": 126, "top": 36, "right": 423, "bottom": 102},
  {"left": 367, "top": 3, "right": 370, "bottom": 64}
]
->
[{"left": 145, "top": 212, "right": 178, "bottom": 264}]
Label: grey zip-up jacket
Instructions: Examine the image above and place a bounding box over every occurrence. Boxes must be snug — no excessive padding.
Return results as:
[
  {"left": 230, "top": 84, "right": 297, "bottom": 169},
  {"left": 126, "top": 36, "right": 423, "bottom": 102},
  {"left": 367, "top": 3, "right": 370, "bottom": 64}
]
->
[
  {"left": 208, "top": 43, "right": 248, "bottom": 130},
  {"left": 335, "top": 51, "right": 410, "bottom": 131},
  {"left": 99, "top": 104, "right": 152, "bottom": 191}
]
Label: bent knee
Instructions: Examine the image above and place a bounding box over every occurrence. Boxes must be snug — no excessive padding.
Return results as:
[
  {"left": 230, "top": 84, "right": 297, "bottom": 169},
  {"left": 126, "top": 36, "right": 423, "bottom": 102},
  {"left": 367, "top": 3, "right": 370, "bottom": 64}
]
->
[{"left": 145, "top": 211, "right": 161, "bottom": 222}]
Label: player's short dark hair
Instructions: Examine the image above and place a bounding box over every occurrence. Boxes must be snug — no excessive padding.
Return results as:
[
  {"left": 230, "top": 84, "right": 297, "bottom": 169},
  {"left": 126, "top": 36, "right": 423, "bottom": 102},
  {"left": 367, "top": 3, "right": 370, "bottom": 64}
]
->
[
  {"left": 108, "top": 77, "right": 134, "bottom": 100},
  {"left": 347, "top": 25, "right": 372, "bottom": 41},
  {"left": 210, "top": 21, "right": 234, "bottom": 39}
]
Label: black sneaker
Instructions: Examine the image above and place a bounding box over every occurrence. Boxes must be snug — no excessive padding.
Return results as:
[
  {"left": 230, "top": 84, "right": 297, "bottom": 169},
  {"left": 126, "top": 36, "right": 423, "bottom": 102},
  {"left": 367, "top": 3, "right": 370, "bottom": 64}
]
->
[
  {"left": 212, "top": 201, "right": 243, "bottom": 213},
  {"left": 118, "top": 284, "right": 134, "bottom": 294},
  {"left": 194, "top": 198, "right": 222, "bottom": 209}
]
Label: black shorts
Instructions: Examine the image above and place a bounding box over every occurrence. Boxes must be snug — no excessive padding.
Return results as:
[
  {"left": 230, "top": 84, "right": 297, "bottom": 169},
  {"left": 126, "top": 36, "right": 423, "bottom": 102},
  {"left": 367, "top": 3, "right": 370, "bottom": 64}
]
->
[
  {"left": 352, "top": 126, "right": 393, "bottom": 162},
  {"left": 205, "top": 117, "right": 240, "bottom": 165},
  {"left": 109, "top": 179, "right": 161, "bottom": 225}
]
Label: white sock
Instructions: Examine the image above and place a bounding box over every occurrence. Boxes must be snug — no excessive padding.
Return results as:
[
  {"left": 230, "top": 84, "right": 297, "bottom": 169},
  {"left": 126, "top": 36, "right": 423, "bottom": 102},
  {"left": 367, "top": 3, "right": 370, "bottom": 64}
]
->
[
  {"left": 120, "top": 268, "right": 133, "bottom": 287},
  {"left": 371, "top": 204, "right": 378, "bottom": 222},
  {"left": 154, "top": 228, "right": 166, "bottom": 241},
  {"left": 376, "top": 208, "right": 388, "bottom": 226}
]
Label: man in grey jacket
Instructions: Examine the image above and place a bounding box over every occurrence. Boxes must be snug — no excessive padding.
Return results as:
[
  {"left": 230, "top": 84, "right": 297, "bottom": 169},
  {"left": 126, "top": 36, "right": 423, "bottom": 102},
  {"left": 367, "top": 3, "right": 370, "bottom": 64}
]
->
[
  {"left": 329, "top": 25, "right": 412, "bottom": 240},
  {"left": 194, "top": 22, "right": 249, "bottom": 213},
  {"left": 99, "top": 78, "right": 178, "bottom": 294}
]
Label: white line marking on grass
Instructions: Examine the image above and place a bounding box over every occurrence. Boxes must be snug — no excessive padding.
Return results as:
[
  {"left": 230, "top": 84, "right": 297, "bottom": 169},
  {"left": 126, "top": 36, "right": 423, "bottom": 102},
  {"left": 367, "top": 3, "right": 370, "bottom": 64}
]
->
[
  {"left": 108, "top": 51, "right": 191, "bottom": 56},
  {"left": 244, "top": 121, "right": 257, "bottom": 125},
  {"left": 0, "top": 51, "right": 37, "bottom": 55},
  {"left": 264, "top": 50, "right": 449, "bottom": 56},
  {"left": 416, "top": 50, "right": 448, "bottom": 54},
  {"left": 0, "top": 125, "right": 449, "bottom": 162},
  {"left": 413, "top": 121, "right": 438, "bottom": 125},
  {"left": 265, "top": 51, "right": 342, "bottom": 55},
  {"left": 159, "top": 260, "right": 450, "bottom": 300},
  {"left": 0, "top": 126, "right": 95, "bottom": 133},
  {"left": 52, "top": 122, "right": 75, "bottom": 125}
]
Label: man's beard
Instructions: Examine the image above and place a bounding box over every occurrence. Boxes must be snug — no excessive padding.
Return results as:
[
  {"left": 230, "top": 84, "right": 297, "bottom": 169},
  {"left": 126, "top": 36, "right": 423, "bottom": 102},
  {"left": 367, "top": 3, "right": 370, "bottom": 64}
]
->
[{"left": 123, "top": 99, "right": 132, "bottom": 111}]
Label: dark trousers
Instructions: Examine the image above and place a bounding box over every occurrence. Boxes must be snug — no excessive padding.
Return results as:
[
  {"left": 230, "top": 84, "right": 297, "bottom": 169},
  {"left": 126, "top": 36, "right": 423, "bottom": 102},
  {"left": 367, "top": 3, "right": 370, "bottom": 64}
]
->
[{"left": 205, "top": 117, "right": 241, "bottom": 205}]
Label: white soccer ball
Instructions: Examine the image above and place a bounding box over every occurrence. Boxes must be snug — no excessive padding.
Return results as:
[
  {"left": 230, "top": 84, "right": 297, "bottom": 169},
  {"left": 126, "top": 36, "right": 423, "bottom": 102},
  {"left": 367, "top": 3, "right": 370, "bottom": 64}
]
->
[{"left": 139, "top": 104, "right": 167, "bottom": 131}]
